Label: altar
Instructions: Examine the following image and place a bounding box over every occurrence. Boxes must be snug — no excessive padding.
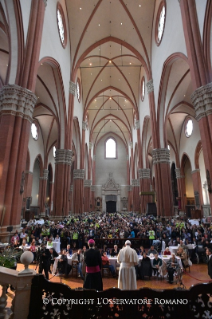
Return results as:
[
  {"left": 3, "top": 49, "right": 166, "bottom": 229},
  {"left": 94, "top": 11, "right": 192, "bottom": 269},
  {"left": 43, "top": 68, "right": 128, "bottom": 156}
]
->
[{"left": 102, "top": 173, "right": 121, "bottom": 212}]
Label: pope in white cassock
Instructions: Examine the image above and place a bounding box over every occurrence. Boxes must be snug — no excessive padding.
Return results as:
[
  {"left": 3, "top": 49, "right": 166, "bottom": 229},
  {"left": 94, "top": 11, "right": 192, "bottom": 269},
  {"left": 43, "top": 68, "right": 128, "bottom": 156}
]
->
[{"left": 117, "top": 240, "right": 139, "bottom": 290}]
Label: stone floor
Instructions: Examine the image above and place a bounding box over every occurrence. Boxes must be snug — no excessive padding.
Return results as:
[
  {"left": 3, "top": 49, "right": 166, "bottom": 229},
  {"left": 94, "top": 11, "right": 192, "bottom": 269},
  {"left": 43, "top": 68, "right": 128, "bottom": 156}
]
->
[{"left": 2, "top": 262, "right": 211, "bottom": 311}]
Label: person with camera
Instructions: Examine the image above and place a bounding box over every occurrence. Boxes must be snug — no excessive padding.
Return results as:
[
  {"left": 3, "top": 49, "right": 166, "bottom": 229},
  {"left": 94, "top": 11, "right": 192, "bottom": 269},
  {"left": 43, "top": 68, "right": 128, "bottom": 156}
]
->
[{"left": 38, "top": 244, "right": 51, "bottom": 280}]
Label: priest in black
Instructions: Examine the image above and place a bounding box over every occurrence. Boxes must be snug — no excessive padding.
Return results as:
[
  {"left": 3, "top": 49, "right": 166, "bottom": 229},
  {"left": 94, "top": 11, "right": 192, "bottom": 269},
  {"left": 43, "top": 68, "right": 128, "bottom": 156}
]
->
[{"left": 83, "top": 239, "right": 103, "bottom": 291}]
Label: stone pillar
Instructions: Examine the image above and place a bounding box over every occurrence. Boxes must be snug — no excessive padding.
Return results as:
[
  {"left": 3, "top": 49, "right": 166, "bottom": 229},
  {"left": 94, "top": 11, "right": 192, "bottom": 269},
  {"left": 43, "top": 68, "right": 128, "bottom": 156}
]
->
[
  {"left": 39, "top": 169, "right": 48, "bottom": 217},
  {"left": 152, "top": 148, "right": 173, "bottom": 216},
  {"left": 91, "top": 185, "right": 95, "bottom": 211},
  {"left": 53, "top": 149, "right": 72, "bottom": 218},
  {"left": 132, "top": 179, "right": 140, "bottom": 212},
  {"left": 24, "top": 171, "right": 33, "bottom": 199},
  {"left": 84, "top": 179, "right": 92, "bottom": 212},
  {"left": 139, "top": 168, "right": 151, "bottom": 214},
  {"left": 0, "top": 85, "right": 37, "bottom": 239},
  {"left": 128, "top": 185, "right": 133, "bottom": 211},
  {"left": 49, "top": 181, "right": 54, "bottom": 213},
  {"left": 73, "top": 169, "right": 85, "bottom": 214},
  {"left": 191, "top": 84, "right": 212, "bottom": 212},
  {"left": 102, "top": 192, "right": 106, "bottom": 212},
  {"left": 175, "top": 168, "right": 186, "bottom": 212},
  {"left": 192, "top": 169, "right": 204, "bottom": 210}
]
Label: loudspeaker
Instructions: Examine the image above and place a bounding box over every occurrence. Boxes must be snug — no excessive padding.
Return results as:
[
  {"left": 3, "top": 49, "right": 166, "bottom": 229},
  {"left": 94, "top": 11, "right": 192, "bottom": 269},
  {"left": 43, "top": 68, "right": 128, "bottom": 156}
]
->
[{"left": 7, "top": 226, "right": 13, "bottom": 232}]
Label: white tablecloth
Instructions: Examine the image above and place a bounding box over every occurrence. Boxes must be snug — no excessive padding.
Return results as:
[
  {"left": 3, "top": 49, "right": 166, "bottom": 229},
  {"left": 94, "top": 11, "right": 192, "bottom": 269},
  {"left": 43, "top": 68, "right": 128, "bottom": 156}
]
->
[
  {"left": 188, "top": 219, "right": 200, "bottom": 226},
  {"left": 108, "top": 255, "right": 182, "bottom": 269}
]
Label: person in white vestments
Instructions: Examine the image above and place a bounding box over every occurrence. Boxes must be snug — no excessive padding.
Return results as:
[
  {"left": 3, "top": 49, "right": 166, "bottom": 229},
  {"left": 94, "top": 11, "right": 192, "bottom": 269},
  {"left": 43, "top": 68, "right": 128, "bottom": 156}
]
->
[{"left": 117, "top": 240, "right": 139, "bottom": 290}]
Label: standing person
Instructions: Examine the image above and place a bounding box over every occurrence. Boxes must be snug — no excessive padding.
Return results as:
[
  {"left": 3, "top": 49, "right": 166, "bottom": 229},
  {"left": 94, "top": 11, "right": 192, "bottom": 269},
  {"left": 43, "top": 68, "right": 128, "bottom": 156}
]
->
[
  {"left": 38, "top": 244, "right": 51, "bottom": 280},
  {"left": 117, "top": 240, "right": 139, "bottom": 290},
  {"left": 206, "top": 248, "right": 212, "bottom": 279},
  {"left": 83, "top": 239, "right": 103, "bottom": 291},
  {"left": 72, "top": 249, "right": 84, "bottom": 279}
]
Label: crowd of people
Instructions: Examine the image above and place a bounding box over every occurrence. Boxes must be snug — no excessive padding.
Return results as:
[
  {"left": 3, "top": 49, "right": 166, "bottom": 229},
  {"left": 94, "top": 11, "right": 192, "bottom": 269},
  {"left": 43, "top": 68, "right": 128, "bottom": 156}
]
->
[{"left": 6, "top": 212, "right": 212, "bottom": 288}]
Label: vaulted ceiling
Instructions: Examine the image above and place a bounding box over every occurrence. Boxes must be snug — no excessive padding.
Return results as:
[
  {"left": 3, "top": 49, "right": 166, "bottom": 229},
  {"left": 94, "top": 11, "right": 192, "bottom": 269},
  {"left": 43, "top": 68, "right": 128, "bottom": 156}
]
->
[{"left": 66, "top": 0, "right": 155, "bottom": 147}]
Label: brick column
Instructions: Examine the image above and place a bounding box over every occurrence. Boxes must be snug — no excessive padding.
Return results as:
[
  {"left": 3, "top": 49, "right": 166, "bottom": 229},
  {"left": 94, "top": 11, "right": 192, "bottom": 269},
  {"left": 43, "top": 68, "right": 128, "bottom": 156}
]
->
[
  {"left": 139, "top": 168, "right": 151, "bottom": 214},
  {"left": 152, "top": 148, "right": 173, "bottom": 217},
  {"left": 39, "top": 169, "right": 48, "bottom": 217},
  {"left": 175, "top": 168, "right": 186, "bottom": 212},
  {"left": 73, "top": 169, "right": 85, "bottom": 215},
  {"left": 53, "top": 149, "right": 72, "bottom": 218},
  {"left": 0, "top": 85, "right": 37, "bottom": 239},
  {"left": 132, "top": 179, "right": 140, "bottom": 212},
  {"left": 191, "top": 84, "right": 212, "bottom": 212},
  {"left": 90, "top": 186, "right": 95, "bottom": 212},
  {"left": 128, "top": 185, "right": 133, "bottom": 211},
  {"left": 24, "top": 171, "right": 33, "bottom": 199},
  {"left": 191, "top": 169, "right": 204, "bottom": 210},
  {"left": 84, "top": 180, "right": 92, "bottom": 212},
  {"left": 69, "top": 185, "right": 73, "bottom": 212}
]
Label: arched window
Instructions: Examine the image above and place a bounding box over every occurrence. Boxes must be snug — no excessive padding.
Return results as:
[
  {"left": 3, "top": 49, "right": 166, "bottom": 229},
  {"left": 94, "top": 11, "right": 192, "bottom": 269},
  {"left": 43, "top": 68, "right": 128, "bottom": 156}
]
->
[{"left": 106, "top": 138, "right": 116, "bottom": 158}]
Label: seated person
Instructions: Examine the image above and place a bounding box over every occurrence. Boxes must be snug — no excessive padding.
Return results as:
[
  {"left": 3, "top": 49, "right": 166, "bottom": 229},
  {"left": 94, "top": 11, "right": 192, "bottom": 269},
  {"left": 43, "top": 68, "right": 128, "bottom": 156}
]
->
[
  {"left": 163, "top": 247, "right": 171, "bottom": 255},
  {"left": 19, "top": 239, "right": 28, "bottom": 251},
  {"left": 11, "top": 231, "right": 20, "bottom": 247},
  {"left": 176, "top": 247, "right": 189, "bottom": 268},
  {"left": 147, "top": 245, "right": 158, "bottom": 256},
  {"left": 166, "top": 253, "right": 179, "bottom": 283},
  {"left": 111, "top": 245, "right": 119, "bottom": 257},
  {"left": 101, "top": 252, "right": 116, "bottom": 277},
  {"left": 173, "top": 237, "right": 181, "bottom": 247},
  {"left": 152, "top": 253, "right": 162, "bottom": 276},
  {"left": 47, "top": 238, "right": 53, "bottom": 248},
  {"left": 139, "top": 252, "right": 152, "bottom": 279},
  {"left": 49, "top": 248, "right": 59, "bottom": 272},
  {"left": 66, "top": 244, "right": 73, "bottom": 256},
  {"left": 58, "top": 249, "right": 71, "bottom": 276},
  {"left": 29, "top": 240, "right": 37, "bottom": 262},
  {"left": 72, "top": 249, "right": 84, "bottom": 279}
]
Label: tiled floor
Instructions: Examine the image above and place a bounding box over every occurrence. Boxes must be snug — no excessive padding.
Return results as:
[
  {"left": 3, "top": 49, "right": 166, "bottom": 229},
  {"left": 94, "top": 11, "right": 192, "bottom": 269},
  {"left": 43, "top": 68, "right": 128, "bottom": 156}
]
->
[{"left": 2, "top": 262, "right": 211, "bottom": 310}]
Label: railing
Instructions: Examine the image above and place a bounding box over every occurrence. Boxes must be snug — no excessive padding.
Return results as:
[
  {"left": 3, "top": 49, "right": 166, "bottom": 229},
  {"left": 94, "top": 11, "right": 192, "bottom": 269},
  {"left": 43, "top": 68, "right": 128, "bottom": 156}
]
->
[
  {"left": 27, "top": 274, "right": 212, "bottom": 319},
  {"left": 0, "top": 266, "right": 36, "bottom": 319},
  {"left": 94, "top": 238, "right": 150, "bottom": 249}
]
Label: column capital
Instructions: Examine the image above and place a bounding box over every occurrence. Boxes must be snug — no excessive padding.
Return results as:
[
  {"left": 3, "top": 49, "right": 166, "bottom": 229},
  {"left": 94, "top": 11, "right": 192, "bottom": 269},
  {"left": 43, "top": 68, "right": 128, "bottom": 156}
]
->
[
  {"left": 69, "top": 81, "right": 76, "bottom": 96},
  {"left": 55, "top": 149, "right": 73, "bottom": 166},
  {"left": 191, "top": 169, "right": 200, "bottom": 174},
  {"left": 0, "top": 85, "right": 37, "bottom": 122},
  {"left": 132, "top": 179, "right": 140, "bottom": 187},
  {"left": 146, "top": 79, "right": 154, "bottom": 94},
  {"left": 25, "top": 170, "right": 33, "bottom": 175},
  {"left": 84, "top": 179, "right": 92, "bottom": 187},
  {"left": 43, "top": 0, "right": 47, "bottom": 7},
  {"left": 73, "top": 169, "right": 85, "bottom": 179},
  {"left": 138, "top": 168, "right": 150, "bottom": 179},
  {"left": 152, "top": 148, "right": 170, "bottom": 164},
  {"left": 91, "top": 185, "right": 95, "bottom": 192},
  {"left": 39, "top": 169, "right": 48, "bottom": 180},
  {"left": 191, "top": 82, "right": 212, "bottom": 121},
  {"left": 89, "top": 142, "right": 93, "bottom": 149},
  {"left": 129, "top": 142, "right": 133, "bottom": 149},
  {"left": 175, "top": 168, "right": 185, "bottom": 179}
]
